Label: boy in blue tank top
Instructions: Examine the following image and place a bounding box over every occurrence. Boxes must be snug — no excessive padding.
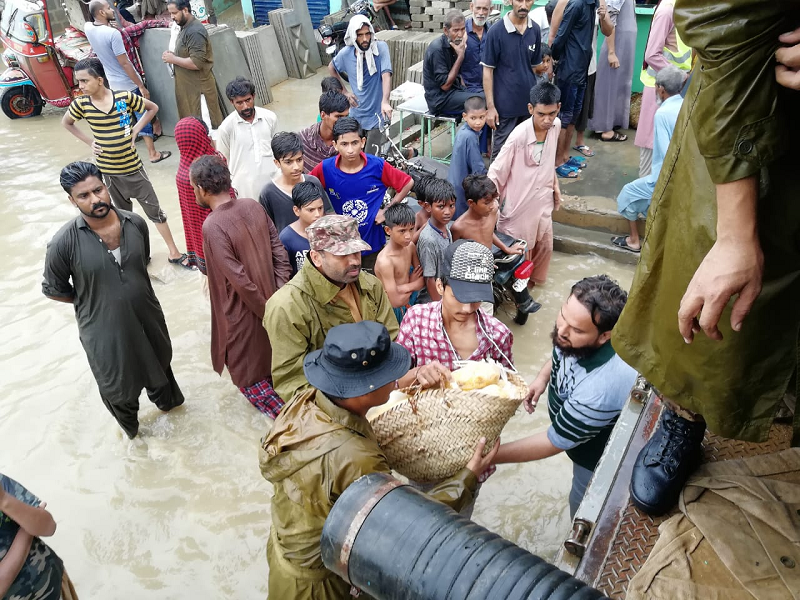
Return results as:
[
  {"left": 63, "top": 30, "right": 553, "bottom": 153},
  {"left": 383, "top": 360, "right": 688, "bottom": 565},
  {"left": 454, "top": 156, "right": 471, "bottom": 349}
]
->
[{"left": 310, "top": 117, "right": 414, "bottom": 271}]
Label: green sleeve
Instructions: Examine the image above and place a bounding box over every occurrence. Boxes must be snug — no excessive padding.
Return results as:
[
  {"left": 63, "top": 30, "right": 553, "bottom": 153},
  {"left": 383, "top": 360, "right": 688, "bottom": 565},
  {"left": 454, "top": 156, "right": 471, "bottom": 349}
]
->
[
  {"left": 263, "top": 287, "right": 313, "bottom": 402},
  {"left": 425, "top": 468, "right": 479, "bottom": 512},
  {"left": 675, "top": 0, "right": 792, "bottom": 184}
]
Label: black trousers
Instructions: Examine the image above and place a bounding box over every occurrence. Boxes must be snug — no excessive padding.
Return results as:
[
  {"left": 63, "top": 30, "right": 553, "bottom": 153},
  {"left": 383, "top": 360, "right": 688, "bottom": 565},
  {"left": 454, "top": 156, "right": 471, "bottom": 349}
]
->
[
  {"left": 101, "top": 367, "right": 185, "bottom": 438},
  {"left": 432, "top": 89, "right": 485, "bottom": 117},
  {"left": 491, "top": 115, "right": 529, "bottom": 159}
]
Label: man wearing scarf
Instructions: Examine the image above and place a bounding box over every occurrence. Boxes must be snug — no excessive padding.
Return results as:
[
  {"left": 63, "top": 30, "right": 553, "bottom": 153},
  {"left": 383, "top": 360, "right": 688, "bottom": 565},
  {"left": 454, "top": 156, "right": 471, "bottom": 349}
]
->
[{"left": 327, "top": 15, "right": 394, "bottom": 155}]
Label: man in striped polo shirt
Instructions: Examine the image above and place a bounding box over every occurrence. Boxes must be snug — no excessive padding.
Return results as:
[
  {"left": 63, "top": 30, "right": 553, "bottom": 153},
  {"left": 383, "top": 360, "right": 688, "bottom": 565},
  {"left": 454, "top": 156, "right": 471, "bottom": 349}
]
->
[
  {"left": 61, "top": 57, "right": 192, "bottom": 268},
  {"left": 494, "top": 275, "right": 637, "bottom": 517}
]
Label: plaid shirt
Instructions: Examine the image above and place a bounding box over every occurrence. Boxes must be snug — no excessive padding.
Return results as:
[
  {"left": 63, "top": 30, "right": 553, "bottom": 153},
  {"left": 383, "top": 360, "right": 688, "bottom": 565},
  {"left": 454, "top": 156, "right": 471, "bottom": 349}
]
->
[
  {"left": 396, "top": 301, "right": 514, "bottom": 371},
  {"left": 120, "top": 20, "right": 169, "bottom": 77}
]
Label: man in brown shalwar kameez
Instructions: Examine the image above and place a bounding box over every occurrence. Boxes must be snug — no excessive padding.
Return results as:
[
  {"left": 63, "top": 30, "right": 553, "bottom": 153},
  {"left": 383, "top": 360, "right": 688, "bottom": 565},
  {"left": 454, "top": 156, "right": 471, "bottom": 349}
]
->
[
  {"left": 192, "top": 155, "right": 292, "bottom": 418},
  {"left": 162, "top": 0, "right": 223, "bottom": 128},
  {"left": 43, "top": 162, "right": 184, "bottom": 439}
]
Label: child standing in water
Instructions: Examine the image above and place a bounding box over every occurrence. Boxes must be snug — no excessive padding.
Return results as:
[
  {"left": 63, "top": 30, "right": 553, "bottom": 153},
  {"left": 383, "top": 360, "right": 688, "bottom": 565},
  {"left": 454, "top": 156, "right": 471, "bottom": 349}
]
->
[{"left": 374, "top": 204, "right": 425, "bottom": 323}]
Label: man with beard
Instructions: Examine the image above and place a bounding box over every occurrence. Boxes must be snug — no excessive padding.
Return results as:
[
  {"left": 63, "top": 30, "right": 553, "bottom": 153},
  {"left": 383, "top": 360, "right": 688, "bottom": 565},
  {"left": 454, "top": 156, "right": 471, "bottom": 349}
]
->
[
  {"left": 162, "top": 0, "right": 223, "bottom": 128},
  {"left": 42, "top": 162, "right": 185, "bottom": 439},
  {"left": 328, "top": 15, "right": 393, "bottom": 154},
  {"left": 424, "top": 11, "right": 485, "bottom": 116},
  {"left": 192, "top": 155, "right": 291, "bottom": 418},
  {"left": 263, "top": 215, "right": 399, "bottom": 403},
  {"left": 217, "top": 77, "right": 279, "bottom": 200},
  {"left": 493, "top": 275, "right": 637, "bottom": 517}
]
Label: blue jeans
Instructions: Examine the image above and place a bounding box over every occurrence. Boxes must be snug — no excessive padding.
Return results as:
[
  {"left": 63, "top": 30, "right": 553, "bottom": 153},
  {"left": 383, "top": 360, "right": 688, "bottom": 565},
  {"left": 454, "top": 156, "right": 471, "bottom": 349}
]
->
[
  {"left": 131, "top": 87, "right": 154, "bottom": 138},
  {"left": 557, "top": 80, "right": 587, "bottom": 128},
  {"left": 569, "top": 462, "right": 593, "bottom": 519}
]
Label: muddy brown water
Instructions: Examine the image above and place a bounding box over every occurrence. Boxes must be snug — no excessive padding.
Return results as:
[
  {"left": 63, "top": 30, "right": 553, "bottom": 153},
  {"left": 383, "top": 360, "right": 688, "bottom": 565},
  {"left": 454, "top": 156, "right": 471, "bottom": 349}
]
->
[{"left": 0, "top": 88, "right": 635, "bottom": 597}]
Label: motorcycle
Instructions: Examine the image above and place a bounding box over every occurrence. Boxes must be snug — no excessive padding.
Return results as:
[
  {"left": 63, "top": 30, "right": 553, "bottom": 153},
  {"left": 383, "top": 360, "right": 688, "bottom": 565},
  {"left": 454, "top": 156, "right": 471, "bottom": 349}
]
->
[
  {"left": 376, "top": 115, "right": 438, "bottom": 206},
  {"left": 0, "top": 0, "right": 90, "bottom": 119},
  {"left": 493, "top": 233, "right": 541, "bottom": 326},
  {"left": 315, "top": 0, "right": 378, "bottom": 61}
]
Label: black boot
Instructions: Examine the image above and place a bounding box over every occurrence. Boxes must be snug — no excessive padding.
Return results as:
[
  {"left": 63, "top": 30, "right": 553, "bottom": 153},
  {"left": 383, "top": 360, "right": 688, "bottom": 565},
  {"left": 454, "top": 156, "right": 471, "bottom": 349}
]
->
[{"left": 630, "top": 407, "right": 706, "bottom": 516}]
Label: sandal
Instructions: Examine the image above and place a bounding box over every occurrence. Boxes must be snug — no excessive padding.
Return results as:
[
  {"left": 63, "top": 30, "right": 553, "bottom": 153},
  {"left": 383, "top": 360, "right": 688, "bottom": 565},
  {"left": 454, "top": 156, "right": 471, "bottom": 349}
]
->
[
  {"left": 168, "top": 253, "right": 197, "bottom": 269},
  {"left": 573, "top": 144, "right": 595, "bottom": 157},
  {"left": 150, "top": 150, "right": 172, "bottom": 164},
  {"left": 600, "top": 131, "right": 628, "bottom": 142},
  {"left": 556, "top": 164, "right": 579, "bottom": 178},
  {"left": 611, "top": 235, "right": 641, "bottom": 253},
  {"left": 566, "top": 157, "right": 586, "bottom": 170}
]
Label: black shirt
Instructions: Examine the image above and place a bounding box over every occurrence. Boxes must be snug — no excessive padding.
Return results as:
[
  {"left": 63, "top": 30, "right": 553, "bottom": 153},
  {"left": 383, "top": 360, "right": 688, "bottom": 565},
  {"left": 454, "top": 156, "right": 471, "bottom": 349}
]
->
[
  {"left": 551, "top": 0, "right": 596, "bottom": 86},
  {"left": 423, "top": 34, "right": 464, "bottom": 114},
  {"left": 481, "top": 15, "right": 543, "bottom": 118}
]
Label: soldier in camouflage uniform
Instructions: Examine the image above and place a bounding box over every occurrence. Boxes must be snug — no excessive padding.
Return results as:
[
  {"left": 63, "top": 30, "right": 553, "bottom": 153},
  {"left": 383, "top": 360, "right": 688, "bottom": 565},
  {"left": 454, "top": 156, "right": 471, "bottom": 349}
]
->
[
  {"left": 263, "top": 215, "right": 400, "bottom": 403},
  {"left": 0, "top": 473, "right": 78, "bottom": 599}
]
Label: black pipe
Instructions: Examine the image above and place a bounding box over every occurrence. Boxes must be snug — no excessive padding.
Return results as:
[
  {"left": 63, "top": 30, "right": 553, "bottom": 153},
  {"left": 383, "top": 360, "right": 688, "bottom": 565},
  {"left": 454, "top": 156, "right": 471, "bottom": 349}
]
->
[{"left": 321, "top": 473, "right": 609, "bottom": 600}]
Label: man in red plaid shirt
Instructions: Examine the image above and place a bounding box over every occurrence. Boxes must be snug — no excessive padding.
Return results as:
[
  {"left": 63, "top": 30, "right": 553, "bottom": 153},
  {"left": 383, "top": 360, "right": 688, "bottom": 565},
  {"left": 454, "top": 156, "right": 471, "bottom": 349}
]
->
[{"left": 396, "top": 240, "right": 514, "bottom": 388}]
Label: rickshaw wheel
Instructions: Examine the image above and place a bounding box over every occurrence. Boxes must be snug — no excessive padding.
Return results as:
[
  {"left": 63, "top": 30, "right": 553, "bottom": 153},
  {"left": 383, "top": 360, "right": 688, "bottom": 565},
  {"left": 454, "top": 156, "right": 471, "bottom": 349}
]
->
[{"left": 1, "top": 86, "right": 43, "bottom": 119}]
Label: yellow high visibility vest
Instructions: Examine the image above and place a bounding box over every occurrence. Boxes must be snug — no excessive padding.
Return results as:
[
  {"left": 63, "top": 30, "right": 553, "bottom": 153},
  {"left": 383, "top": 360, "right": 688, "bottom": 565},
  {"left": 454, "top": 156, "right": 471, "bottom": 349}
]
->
[{"left": 640, "top": 29, "right": 692, "bottom": 88}]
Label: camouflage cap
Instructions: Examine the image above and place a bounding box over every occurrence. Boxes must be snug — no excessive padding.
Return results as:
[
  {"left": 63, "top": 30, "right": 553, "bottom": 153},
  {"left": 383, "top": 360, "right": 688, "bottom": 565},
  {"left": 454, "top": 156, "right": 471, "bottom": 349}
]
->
[{"left": 306, "top": 215, "right": 372, "bottom": 255}]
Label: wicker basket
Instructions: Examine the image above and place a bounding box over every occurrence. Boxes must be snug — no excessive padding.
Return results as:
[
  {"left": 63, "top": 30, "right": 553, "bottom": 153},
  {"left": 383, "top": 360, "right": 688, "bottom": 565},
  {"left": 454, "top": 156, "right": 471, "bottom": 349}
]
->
[{"left": 368, "top": 371, "right": 528, "bottom": 483}]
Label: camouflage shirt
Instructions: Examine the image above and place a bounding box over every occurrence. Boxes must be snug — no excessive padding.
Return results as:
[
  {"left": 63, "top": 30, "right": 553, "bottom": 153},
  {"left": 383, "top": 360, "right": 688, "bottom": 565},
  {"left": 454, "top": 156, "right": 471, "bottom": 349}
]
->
[{"left": 0, "top": 474, "right": 63, "bottom": 600}]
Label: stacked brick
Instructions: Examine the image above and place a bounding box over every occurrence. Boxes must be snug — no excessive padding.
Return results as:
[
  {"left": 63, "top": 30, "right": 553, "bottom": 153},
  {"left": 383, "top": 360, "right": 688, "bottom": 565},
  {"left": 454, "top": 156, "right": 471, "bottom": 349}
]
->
[{"left": 407, "top": 0, "right": 472, "bottom": 32}]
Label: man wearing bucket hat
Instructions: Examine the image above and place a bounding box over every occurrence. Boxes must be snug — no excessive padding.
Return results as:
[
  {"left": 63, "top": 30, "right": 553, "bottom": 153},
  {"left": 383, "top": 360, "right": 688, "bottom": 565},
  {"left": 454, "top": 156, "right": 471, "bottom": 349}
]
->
[
  {"left": 396, "top": 240, "right": 515, "bottom": 390},
  {"left": 260, "top": 320, "right": 499, "bottom": 599},
  {"left": 263, "top": 215, "right": 399, "bottom": 403}
]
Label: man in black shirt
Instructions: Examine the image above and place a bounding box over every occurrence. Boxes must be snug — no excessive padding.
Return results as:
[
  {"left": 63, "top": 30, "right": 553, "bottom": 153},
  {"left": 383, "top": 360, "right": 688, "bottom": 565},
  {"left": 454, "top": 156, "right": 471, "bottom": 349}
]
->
[
  {"left": 551, "top": 0, "right": 596, "bottom": 171},
  {"left": 423, "top": 11, "right": 485, "bottom": 116}
]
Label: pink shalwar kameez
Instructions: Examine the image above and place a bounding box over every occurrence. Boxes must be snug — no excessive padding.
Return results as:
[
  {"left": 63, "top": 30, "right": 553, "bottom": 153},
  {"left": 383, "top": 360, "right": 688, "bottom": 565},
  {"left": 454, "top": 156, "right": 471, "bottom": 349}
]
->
[{"left": 488, "top": 117, "right": 561, "bottom": 285}]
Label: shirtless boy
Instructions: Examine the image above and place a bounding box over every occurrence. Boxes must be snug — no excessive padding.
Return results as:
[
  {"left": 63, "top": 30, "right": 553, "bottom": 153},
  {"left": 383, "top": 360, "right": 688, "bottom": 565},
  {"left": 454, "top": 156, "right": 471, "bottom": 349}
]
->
[
  {"left": 374, "top": 203, "right": 425, "bottom": 323},
  {"left": 451, "top": 174, "right": 524, "bottom": 256}
]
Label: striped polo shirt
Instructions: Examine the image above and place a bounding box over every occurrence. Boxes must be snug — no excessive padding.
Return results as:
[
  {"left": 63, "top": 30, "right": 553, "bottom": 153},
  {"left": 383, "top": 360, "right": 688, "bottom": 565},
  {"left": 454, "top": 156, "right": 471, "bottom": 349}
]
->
[
  {"left": 68, "top": 90, "right": 145, "bottom": 175},
  {"left": 547, "top": 342, "right": 638, "bottom": 471}
]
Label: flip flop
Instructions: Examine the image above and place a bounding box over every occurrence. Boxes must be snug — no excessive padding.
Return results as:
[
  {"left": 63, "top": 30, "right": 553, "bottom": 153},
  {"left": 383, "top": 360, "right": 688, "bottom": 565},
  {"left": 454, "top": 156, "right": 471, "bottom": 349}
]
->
[
  {"left": 556, "top": 164, "right": 579, "bottom": 178},
  {"left": 566, "top": 157, "right": 586, "bottom": 170},
  {"left": 611, "top": 235, "right": 641, "bottom": 253},
  {"left": 150, "top": 150, "right": 172, "bottom": 164},
  {"left": 573, "top": 144, "right": 595, "bottom": 157},
  {"left": 600, "top": 131, "right": 628, "bottom": 142},
  {"left": 168, "top": 253, "right": 197, "bottom": 269}
]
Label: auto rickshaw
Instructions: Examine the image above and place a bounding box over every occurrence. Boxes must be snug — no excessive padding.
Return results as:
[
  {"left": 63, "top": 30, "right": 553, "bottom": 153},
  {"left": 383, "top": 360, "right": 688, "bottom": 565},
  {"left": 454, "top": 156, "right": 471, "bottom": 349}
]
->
[{"left": 0, "top": 0, "right": 90, "bottom": 118}]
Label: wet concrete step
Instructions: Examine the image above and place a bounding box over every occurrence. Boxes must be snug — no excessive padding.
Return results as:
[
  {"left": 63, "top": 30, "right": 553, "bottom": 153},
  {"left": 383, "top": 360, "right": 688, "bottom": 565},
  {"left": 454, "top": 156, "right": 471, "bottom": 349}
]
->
[
  {"left": 553, "top": 222, "right": 640, "bottom": 266},
  {"left": 555, "top": 193, "right": 645, "bottom": 237}
]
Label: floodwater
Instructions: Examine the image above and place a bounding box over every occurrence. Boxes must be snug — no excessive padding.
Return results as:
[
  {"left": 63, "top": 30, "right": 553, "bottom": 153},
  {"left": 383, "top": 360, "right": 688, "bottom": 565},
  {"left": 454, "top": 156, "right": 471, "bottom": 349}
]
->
[{"left": 0, "top": 78, "right": 635, "bottom": 598}]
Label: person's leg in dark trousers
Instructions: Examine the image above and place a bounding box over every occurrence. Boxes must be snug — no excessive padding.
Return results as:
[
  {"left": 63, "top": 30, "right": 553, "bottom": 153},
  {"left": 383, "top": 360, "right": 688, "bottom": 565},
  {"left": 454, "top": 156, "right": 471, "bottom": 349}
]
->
[
  {"left": 203, "top": 0, "right": 217, "bottom": 23},
  {"left": 436, "top": 90, "right": 484, "bottom": 117},
  {"left": 491, "top": 116, "right": 526, "bottom": 159},
  {"left": 100, "top": 394, "right": 141, "bottom": 439},
  {"left": 147, "top": 367, "right": 185, "bottom": 412},
  {"left": 364, "top": 128, "right": 384, "bottom": 156}
]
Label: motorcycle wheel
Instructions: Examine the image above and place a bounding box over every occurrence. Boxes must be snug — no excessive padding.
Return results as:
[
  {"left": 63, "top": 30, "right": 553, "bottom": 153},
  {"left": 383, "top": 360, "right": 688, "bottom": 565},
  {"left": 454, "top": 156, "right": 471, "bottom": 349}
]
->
[{"left": 1, "top": 86, "right": 43, "bottom": 119}]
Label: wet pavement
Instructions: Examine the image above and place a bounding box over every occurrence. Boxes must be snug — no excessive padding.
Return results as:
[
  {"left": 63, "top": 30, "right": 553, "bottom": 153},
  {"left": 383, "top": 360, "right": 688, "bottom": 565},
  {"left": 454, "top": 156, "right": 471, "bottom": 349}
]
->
[{"left": 0, "top": 71, "right": 635, "bottom": 598}]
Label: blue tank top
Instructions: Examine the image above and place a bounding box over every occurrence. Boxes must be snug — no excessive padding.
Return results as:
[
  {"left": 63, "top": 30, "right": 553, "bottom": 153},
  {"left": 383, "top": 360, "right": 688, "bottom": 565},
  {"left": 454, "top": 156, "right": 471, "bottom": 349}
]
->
[{"left": 321, "top": 154, "right": 387, "bottom": 254}]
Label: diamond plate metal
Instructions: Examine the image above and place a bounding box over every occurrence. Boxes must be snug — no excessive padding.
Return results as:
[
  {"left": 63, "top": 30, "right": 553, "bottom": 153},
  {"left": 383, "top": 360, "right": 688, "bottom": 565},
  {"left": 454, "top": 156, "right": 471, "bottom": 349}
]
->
[{"left": 593, "top": 422, "right": 792, "bottom": 599}]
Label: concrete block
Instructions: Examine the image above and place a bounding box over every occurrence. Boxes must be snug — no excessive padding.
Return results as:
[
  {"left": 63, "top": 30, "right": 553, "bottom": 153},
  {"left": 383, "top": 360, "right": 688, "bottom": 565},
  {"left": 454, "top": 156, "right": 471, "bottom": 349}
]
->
[
  {"left": 259, "top": 24, "right": 289, "bottom": 86},
  {"left": 408, "top": 0, "right": 427, "bottom": 6},
  {"left": 236, "top": 28, "right": 275, "bottom": 104},
  {"left": 430, "top": 1, "right": 451, "bottom": 8},
  {"left": 282, "top": 0, "right": 322, "bottom": 70},
  {"left": 411, "top": 13, "right": 432, "bottom": 21},
  {"left": 207, "top": 25, "right": 253, "bottom": 119},
  {"left": 269, "top": 8, "right": 316, "bottom": 79},
  {"left": 410, "top": 21, "right": 424, "bottom": 28},
  {"left": 424, "top": 7, "right": 443, "bottom": 14},
  {"left": 139, "top": 28, "right": 180, "bottom": 136},
  {"left": 455, "top": 2, "right": 471, "bottom": 9},
  {"left": 408, "top": 6, "right": 424, "bottom": 13}
]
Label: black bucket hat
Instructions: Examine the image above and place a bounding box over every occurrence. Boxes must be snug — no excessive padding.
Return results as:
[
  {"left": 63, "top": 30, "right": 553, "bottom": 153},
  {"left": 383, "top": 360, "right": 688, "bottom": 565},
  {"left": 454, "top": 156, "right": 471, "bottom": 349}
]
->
[{"left": 303, "top": 321, "right": 411, "bottom": 398}]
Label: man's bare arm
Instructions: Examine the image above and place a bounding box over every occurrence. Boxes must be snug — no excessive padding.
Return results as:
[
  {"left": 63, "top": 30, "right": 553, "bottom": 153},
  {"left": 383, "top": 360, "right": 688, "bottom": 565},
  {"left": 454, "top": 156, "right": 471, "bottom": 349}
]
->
[{"left": 482, "top": 66, "right": 499, "bottom": 129}]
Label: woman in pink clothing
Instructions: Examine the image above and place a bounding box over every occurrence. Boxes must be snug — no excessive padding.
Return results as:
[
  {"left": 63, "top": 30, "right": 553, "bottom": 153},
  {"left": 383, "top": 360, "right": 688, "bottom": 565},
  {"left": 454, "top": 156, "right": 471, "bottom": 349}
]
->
[
  {"left": 634, "top": 0, "right": 691, "bottom": 177},
  {"left": 488, "top": 83, "right": 562, "bottom": 285}
]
